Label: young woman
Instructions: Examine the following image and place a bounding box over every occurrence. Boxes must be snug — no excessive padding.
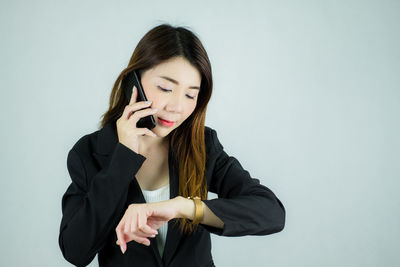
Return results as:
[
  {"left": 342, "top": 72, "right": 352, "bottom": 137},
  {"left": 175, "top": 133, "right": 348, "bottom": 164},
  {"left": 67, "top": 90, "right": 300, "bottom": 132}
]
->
[{"left": 58, "top": 23, "right": 285, "bottom": 267}]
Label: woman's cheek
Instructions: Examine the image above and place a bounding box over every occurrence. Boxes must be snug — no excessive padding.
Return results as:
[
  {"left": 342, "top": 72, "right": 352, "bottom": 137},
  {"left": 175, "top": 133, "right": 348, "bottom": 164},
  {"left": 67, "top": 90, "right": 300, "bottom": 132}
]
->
[
  {"left": 142, "top": 84, "right": 160, "bottom": 103},
  {"left": 184, "top": 103, "right": 196, "bottom": 119},
  {"left": 145, "top": 89, "right": 155, "bottom": 102},
  {"left": 190, "top": 102, "right": 197, "bottom": 113}
]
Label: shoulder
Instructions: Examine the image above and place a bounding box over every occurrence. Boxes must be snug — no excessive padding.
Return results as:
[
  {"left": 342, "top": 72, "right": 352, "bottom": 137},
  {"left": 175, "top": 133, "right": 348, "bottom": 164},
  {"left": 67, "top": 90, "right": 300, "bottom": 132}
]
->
[
  {"left": 204, "top": 125, "right": 224, "bottom": 153},
  {"left": 69, "top": 128, "right": 100, "bottom": 157}
]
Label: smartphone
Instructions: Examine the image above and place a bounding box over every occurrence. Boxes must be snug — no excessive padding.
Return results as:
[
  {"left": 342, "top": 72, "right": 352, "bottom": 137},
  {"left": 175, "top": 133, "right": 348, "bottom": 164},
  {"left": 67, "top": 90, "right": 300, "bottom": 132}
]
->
[{"left": 123, "top": 70, "right": 156, "bottom": 130}]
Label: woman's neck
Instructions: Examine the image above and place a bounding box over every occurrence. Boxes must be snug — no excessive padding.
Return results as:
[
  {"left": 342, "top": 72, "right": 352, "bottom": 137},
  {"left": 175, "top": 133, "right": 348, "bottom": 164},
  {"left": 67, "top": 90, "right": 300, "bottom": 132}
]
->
[{"left": 139, "top": 134, "right": 169, "bottom": 156}]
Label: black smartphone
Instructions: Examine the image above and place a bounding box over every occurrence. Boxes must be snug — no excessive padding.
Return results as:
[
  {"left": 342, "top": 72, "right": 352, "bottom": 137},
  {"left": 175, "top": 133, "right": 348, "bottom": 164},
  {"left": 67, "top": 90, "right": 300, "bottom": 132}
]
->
[{"left": 123, "top": 70, "right": 156, "bottom": 130}]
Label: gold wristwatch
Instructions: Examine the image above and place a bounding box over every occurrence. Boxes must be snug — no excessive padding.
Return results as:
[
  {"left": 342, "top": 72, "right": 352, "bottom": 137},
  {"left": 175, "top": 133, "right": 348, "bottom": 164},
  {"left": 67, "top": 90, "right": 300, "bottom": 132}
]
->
[{"left": 187, "top": 196, "right": 203, "bottom": 225}]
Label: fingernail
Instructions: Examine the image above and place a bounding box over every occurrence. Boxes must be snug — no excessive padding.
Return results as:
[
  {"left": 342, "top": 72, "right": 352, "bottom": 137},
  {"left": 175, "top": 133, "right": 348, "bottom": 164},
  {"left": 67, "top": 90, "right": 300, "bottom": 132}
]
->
[
  {"left": 152, "top": 108, "right": 158, "bottom": 112},
  {"left": 120, "top": 245, "right": 125, "bottom": 254},
  {"left": 146, "top": 101, "right": 152, "bottom": 105}
]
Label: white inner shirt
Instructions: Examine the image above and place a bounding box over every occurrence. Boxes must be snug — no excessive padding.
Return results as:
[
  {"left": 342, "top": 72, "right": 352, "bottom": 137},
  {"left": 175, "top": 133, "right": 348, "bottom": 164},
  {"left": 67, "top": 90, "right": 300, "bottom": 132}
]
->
[{"left": 141, "top": 183, "right": 170, "bottom": 257}]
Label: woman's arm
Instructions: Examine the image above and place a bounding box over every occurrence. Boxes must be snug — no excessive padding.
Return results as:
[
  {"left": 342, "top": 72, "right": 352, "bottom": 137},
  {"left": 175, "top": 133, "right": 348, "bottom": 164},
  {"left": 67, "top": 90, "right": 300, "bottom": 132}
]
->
[
  {"left": 59, "top": 142, "right": 147, "bottom": 266},
  {"left": 199, "top": 128, "right": 286, "bottom": 237},
  {"left": 171, "top": 196, "right": 224, "bottom": 229},
  {"left": 169, "top": 128, "right": 285, "bottom": 236}
]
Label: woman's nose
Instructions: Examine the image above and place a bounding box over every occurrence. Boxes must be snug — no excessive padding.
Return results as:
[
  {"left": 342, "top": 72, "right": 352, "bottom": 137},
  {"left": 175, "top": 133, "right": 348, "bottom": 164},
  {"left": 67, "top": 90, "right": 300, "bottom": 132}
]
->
[{"left": 166, "top": 94, "right": 184, "bottom": 113}]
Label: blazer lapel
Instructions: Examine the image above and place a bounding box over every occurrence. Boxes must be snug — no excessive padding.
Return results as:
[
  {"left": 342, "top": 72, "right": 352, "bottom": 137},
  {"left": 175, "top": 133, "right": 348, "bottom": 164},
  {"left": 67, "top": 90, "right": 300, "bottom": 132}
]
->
[{"left": 91, "top": 122, "right": 184, "bottom": 266}]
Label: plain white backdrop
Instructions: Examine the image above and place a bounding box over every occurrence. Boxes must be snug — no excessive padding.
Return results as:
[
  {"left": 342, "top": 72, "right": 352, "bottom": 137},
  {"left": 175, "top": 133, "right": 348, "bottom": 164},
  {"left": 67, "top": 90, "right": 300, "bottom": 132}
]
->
[{"left": 1, "top": 0, "right": 399, "bottom": 266}]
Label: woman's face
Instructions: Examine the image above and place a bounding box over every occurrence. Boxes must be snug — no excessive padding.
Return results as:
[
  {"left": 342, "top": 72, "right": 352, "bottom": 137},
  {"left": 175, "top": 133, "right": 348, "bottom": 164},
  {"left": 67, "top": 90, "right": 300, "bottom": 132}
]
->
[{"left": 140, "top": 56, "right": 201, "bottom": 137}]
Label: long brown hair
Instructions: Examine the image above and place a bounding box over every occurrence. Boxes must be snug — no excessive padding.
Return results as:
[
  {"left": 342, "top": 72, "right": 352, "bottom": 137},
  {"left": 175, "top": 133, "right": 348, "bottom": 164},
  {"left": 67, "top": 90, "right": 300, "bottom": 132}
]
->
[{"left": 99, "top": 23, "right": 213, "bottom": 235}]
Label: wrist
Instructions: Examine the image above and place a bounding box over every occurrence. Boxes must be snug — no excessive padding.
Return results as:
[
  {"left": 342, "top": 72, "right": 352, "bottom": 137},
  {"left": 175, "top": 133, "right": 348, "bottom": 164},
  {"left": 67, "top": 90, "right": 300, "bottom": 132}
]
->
[{"left": 172, "top": 196, "right": 195, "bottom": 219}]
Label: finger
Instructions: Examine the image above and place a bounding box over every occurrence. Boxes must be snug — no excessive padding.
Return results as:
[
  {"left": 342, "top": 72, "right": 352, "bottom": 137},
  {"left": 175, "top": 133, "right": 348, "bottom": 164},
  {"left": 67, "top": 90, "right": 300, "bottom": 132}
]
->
[
  {"left": 137, "top": 236, "right": 151, "bottom": 246},
  {"left": 137, "top": 225, "right": 157, "bottom": 238},
  {"left": 128, "top": 107, "right": 158, "bottom": 123},
  {"left": 147, "top": 220, "right": 159, "bottom": 230},
  {"left": 141, "top": 209, "right": 158, "bottom": 235},
  {"left": 124, "top": 214, "right": 133, "bottom": 234},
  {"left": 132, "top": 210, "right": 138, "bottom": 234},
  {"left": 138, "top": 210, "right": 158, "bottom": 236},
  {"left": 141, "top": 129, "right": 157, "bottom": 138},
  {"left": 148, "top": 129, "right": 158, "bottom": 137},
  {"left": 130, "top": 233, "right": 152, "bottom": 246},
  {"left": 123, "top": 101, "right": 153, "bottom": 121},
  {"left": 131, "top": 127, "right": 157, "bottom": 138},
  {"left": 115, "top": 226, "right": 126, "bottom": 254},
  {"left": 129, "top": 86, "right": 137, "bottom": 105},
  {"left": 116, "top": 233, "right": 131, "bottom": 245},
  {"left": 137, "top": 214, "right": 153, "bottom": 246},
  {"left": 133, "top": 211, "right": 152, "bottom": 239},
  {"left": 116, "top": 231, "right": 147, "bottom": 245}
]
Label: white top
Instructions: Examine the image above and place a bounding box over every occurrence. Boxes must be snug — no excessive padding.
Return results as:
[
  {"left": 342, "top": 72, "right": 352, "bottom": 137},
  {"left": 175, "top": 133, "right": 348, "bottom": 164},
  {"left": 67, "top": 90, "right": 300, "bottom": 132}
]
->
[{"left": 141, "top": 183, "right": 170, "bottom": 257}]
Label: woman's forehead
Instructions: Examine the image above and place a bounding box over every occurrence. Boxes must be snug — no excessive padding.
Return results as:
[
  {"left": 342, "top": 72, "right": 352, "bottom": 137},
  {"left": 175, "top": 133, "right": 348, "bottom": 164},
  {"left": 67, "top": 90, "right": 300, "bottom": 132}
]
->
[{"left": 146, "top": 59, "right": 201, "bottom": 87}]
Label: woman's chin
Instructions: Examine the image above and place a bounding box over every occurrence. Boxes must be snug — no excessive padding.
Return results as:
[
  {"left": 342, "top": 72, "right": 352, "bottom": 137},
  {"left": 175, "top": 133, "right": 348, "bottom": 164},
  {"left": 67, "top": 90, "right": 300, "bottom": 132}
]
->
[{"left": 153, "top": 123, "right": 179, "bottom": 137}]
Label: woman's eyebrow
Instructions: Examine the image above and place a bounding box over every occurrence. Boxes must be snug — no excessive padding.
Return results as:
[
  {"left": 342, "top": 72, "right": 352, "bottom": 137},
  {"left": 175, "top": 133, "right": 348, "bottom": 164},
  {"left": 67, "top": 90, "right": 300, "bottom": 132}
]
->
[{"left": 158, "top": 75, "right": 200, "bottom": 90}]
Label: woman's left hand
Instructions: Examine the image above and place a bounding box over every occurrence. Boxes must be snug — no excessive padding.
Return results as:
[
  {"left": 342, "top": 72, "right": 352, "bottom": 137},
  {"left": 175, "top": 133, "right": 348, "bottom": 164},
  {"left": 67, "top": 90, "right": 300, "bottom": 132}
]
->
[{"left": 115, "top": 198, "right": 179, "bottom": 253}]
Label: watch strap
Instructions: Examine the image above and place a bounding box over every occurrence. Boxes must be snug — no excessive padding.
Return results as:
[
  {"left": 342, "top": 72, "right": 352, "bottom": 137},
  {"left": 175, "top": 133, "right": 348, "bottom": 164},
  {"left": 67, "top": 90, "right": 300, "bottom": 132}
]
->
[{"left": 187, "top": 196, "right": 203, "bottom": 224}]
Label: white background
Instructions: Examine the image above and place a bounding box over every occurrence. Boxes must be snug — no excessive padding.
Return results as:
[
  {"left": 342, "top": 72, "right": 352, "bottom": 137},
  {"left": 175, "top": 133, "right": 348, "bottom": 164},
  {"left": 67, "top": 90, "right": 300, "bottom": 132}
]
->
[{"left": 1, "top": 0, "right": 399, "bottom": 266}]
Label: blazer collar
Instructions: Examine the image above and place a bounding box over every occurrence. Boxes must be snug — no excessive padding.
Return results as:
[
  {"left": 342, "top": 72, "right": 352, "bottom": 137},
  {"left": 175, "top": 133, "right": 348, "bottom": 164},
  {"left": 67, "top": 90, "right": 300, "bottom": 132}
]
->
[{"left": 93, "top": 122, "right": 183, "bottom": 266}]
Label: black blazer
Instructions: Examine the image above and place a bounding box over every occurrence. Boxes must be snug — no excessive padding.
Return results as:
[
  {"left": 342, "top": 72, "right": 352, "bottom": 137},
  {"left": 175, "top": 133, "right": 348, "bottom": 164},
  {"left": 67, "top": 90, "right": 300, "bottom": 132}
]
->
[{"left": 58, "top": 122, "right": 285, "bottom": 267}]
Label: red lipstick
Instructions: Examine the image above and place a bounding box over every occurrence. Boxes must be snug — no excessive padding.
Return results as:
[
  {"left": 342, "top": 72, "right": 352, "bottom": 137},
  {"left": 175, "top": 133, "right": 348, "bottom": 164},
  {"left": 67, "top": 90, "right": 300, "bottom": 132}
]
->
[{"left": 158, "top": 117, "right": 175, "bottom": 127}]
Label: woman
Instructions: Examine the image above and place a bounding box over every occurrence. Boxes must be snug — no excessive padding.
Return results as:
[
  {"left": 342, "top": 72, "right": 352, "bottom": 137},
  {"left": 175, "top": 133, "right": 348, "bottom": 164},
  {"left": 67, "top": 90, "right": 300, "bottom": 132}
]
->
[{"left": 58, "top": 23, "right": 286, "bottom": 267}]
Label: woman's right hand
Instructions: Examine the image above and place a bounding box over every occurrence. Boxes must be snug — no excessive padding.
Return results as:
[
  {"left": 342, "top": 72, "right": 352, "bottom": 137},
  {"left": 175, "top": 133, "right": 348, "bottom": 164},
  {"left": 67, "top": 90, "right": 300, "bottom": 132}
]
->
[{"left": 116, "top": 86, "right": 158, "bottom": 154}]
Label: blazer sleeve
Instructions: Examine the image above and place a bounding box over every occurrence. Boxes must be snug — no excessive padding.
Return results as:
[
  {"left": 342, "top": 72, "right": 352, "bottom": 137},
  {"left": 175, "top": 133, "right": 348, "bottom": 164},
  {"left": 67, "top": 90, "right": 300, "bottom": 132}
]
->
[
  {"left": 201, "top": 129, "right": 286, "bottom": 237},
  {"left": 58, "top": 141, "right": 146, "bottom": 267}
]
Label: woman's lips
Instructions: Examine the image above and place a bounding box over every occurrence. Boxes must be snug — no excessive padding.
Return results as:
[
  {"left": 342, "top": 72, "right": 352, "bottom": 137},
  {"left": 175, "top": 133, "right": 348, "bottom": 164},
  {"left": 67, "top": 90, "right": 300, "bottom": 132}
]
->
[
  {"left": 159, "top": 117, "right": 174, "bottom": 123},
  {"left": 158, "top": 117, "right": 175, "bottom": 127}
]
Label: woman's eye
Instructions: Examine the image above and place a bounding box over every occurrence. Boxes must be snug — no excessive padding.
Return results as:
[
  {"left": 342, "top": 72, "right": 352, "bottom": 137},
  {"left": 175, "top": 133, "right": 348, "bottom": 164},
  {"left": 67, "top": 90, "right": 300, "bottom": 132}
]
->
[
  {"left": 158, "top": 86, "right": 195, "bottom": 100},
  {"left": 158, "top": 86, "right": 171, "bottom": 92}
]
